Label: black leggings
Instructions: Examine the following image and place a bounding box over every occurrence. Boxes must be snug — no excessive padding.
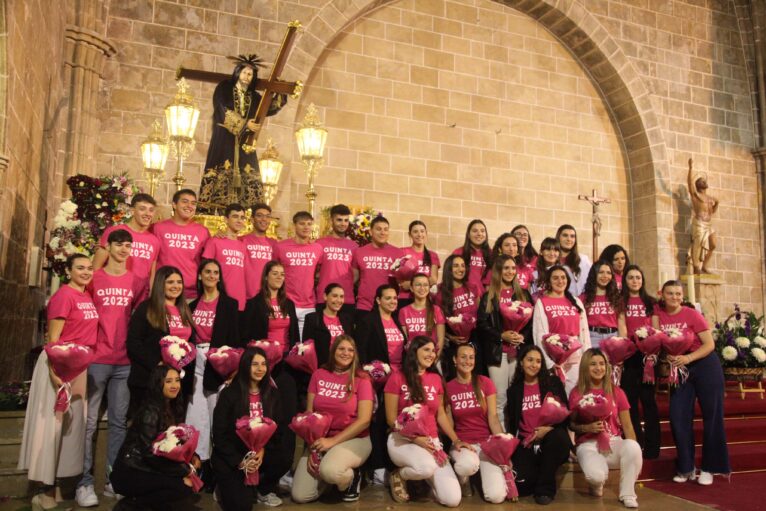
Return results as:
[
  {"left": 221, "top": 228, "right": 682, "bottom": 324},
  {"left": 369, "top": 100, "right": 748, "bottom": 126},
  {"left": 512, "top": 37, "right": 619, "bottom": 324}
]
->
[
  {"left": 512, "top": 427, "right": 571, "bottom": 498},
  {"left": 622, "top": 352, "right": 660, "bottom": 457},
  {"left": 110, "top": 459, "right": 192, "bottom": 507}
]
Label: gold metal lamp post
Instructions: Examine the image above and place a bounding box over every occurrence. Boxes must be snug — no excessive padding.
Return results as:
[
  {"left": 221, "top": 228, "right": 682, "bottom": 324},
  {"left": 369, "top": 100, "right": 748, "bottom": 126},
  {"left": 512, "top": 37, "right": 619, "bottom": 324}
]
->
[
  {"left": 294, "top": 103, "right": 327, "bottom": 238},
  {"left": 140, "top": 120, "right": 169, "bottom": 197},
  {"left": 165, "top": 78, "right": 200, "bottom": 191}
]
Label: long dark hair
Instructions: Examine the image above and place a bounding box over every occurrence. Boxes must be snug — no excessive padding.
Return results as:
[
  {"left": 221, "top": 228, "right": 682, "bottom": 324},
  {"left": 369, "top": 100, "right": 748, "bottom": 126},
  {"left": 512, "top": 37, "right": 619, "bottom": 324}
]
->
[
  {"left": 138, "top": 365, "right": 186, "bottom": 431},
  {"left": 511, "top": 224, "right": 538, "bottom": 267},
  {"left": 534, "top": 237, "right": 560, "bottom": 291},
  {"left": 258, "top": 261, "right": 288, "bottom": 318},
  {"left": 403, "top": 335, "right": 440, "bottom": 404},
  {"left": 440, "top": 255, "right": 465, "bottom": 317},
  {"left": 491, "top": 232, "right": 518, "bottom": 267},
  {"left": 408, "top": 220, "right": 432, "bottom": 268},
  {"left": 544, "top": 265, "right": 582, "bottom": 313},
  {"left": 599, "top": 244, "right": 629, "bottom": 275},
  {"left": 453, "top": 343, "right": 486, "bottom": 413},
  {"left": 555, "top": 224, "right": 583, "bottom": 277},
  {"left": 511, "top": 344, "right": 553, "bottom": 388},
  {"left": 195, "top": 258, "right": 229, "bottom": 299},
  {"left": 230, "top": 62, "right": 258, "bottom": 93},
  {"left": 147, "top": 266, "right": 194, "bottom": 331},
  {"left": 620, "top": 264, "right": 655, "bottom": 315},
  {"left": 461, "top": 219, "right": 491, "bottom": 282},
  {"left": 410, "top": 273, "right": 436, "bottom": 333},
  {"left": 583, "top": 261, "right": 624, "bottom": 314},
  {"left": 229, "top": 347, "right": 279, "bottom": 420}
]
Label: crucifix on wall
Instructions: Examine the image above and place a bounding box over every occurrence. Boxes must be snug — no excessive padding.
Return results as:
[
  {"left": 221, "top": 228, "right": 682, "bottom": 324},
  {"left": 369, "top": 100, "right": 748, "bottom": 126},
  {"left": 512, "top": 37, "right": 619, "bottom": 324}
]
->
[{"left": 578, "top": 189, "right": 611, "bottom": 261}]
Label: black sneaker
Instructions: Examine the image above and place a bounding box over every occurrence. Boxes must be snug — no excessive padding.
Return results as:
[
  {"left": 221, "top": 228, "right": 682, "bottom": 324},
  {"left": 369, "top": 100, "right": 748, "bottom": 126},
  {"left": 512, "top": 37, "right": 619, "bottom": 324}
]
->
[
  {"left": 342, "top": 469, "right": 362, "bottom": 502},
  {"left": 534, "top": 494, "right": 554, "bottom": 505}
]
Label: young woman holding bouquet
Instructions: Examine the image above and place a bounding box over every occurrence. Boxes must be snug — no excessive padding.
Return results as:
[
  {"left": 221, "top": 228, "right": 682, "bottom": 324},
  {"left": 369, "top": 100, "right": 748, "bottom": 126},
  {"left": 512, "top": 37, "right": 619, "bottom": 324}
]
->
[
  {"left": 384, "top": 336, "right": 463, "bottom": 507},
  {"left": 617, "top": 264, "right": 660, "bottom": 459},
  {"left": 398, "top": 220, "right": 441, "bottom": 305},
  {"left": 292, "top": 336, "right": 374, "bottom": 503},
  {"left": 581, "top": 261, "right": 625, "bottom": 348},
  {"left": 477, "top": 255, "right": 533, "bottom": 424},
  {"left": 212, "top": 347, "right": 291, "bottom": 509},
  {"left": 530, "top": 237, "right": 561, "bottom": 298},
  {"left": 532, "top": 265, "right": 591, "bottom": 393},
  {"left": 302, "top": 283, "right": 355, "bottom": 367},
  {"left": 652, "top": 280, "right": 729, "bottom": 485},
  {"left": 110, "top": 365, "right": 199, "bottom": 509},
  {"left": 598, "top": 245, "right": 629, "bottom": 290},
  {"left": 20, "top": 254, "right": 98, "bottom": 511},
  {"left": 398, "top": 273, "right": 446, "bottom": 355},
  {"left": 452, "top": 219, "right": 491, "bottom": 292},
  {"left": 506, "top": 345, "right": 571, "bottom": 505},
  {"left": 127, "top": 266, "right": 196, "bottom": 410},
  {"left": 187, "top": 259, "right": 241, "bottom": 481},
  {"left": 555, "top": 225, "right": 591, "bottom": 297},
  {"left": 445, "top": 343, "right": 506, "bottom": 503},
  {"left": 569, "top": 349, "right": 642, "bottom": 508}
]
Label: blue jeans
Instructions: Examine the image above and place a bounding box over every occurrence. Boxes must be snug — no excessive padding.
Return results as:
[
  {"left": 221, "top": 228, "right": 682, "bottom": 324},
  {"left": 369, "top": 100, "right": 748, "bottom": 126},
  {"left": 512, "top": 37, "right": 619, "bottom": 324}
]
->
[
  {"left": 78, "top": 363, "right": 130, "bottom": 488},
  {"left": 589, "top": 329, "right": 615, "bottom": 349}
]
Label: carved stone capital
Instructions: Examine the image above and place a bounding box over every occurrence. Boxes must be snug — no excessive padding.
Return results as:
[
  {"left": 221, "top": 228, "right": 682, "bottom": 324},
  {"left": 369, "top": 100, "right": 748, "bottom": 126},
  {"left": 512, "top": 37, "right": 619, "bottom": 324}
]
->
[{"left": 64, "top": 25, "right": 116, "bottom": 75}]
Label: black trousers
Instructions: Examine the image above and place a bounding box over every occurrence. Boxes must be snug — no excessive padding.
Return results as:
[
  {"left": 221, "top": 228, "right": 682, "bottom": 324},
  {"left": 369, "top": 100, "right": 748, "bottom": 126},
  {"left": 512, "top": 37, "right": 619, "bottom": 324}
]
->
[
  {"left": 365, "top": 388, "right": 393, "bottom": 472},
  {"left": 512, "top": 427, "right": 571, "bottom": 498},
  {"left": 621, "top": 352, "right": 660, "bottom": 458},
  {"left": 110, "top": 459, "right": 193, "bottom": 507}
]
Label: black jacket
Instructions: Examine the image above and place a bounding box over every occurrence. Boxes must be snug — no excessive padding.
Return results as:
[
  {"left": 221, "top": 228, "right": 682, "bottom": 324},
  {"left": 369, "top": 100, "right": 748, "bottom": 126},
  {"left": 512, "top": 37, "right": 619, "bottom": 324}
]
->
[
  {"left": 356, "top": 308, "right": 406, "bottom": 364},
  {"left": 117, "top": 403, "right": 188, "bottom": 477},
  {"left": 240, "top": 295, "right": 300, "bottom": 347},
  {"left": 189, "top": 294, "right": 242, "bottom": 392},
  {"left": 506, "top": 376, "right": 569, "bottom": 438},
  {"left": 476, "top": 292, "right": 533, "bottom": 367},
  {"left": 302, "top": 311, "right": 355, "bottom": 367},
  {"left": 126, "top": 300, "right": 196, "bottom": 394}
]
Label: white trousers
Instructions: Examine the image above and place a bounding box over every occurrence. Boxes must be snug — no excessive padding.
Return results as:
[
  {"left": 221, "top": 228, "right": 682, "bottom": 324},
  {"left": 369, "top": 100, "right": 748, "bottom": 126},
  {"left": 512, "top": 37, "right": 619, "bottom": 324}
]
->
[
  {"left": 291, "top": 437, "right": 372, "bottom": 503},
  {"left": 387, "top": 433, "right": 461, "bottom": 507},
  {"left": 576, "top": 437, "right": 643, "bottom": 499},
  {"left": 450, "top": 444, "right": 506, "bottom": 504},
  {"left": 185, "top": 344, "right": 219, "bottom": 460},
  {"left": 487, "top": 355, "right": 516, "bottom": 427}
]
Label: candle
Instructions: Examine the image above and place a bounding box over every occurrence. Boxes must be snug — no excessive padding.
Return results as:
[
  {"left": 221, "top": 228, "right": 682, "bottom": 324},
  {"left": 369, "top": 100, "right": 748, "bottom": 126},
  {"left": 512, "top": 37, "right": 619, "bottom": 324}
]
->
[{"left": 687, "top": 272, "right": 696, "bottom": 305}]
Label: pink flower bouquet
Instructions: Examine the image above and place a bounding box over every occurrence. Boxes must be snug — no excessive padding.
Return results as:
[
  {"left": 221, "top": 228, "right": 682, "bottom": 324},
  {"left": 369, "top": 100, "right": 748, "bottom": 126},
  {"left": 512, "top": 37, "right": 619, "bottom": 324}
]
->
[
  {"left": 499, "top": 300, "right": 534, "bottom": 332},
  {"left": 575, "top": 393, "right": 613, "bottom": 453},
  {"left": 151, "top": 423, "right": 203, "bottom": 492},
  {"left": 479, "top": 433, "right": 521, "bottom": 501},
  {"left": 159, "top": 335, "right": 196, "bottom": 378},
  {"left": 362, "top": 360, "right": 392, "bottom": 388},
  {"left": 289, "top": 412, "right": 333, "bottom": 478},
  {"left": 247, "top": 339, "right": 283, "bottom": 367},
  {"left": 44, "top": 341, "right": 94, "bottom": 413},
  {"left": 392, "top": 255, "right": 419, "bottom": 282},
  {"left": 541, "top": 333, "right": 582, "bottom": 383},
  {"left": 285, "top": 340, "right": 318, "bottom": 375},
  {"left": 633, "top": 326, "right": 667, "bottom": 384},
  {"left": 235, "top": 415, "right": 278, "bottom": 485},
  {"left": 522, "top": 393, "right": 570, "bottom": 447},
  {"left": 446, "top": 313, "right": 476, "bottom": 340},
  {"left": 661, "top": 328, "right": 695, "bottom": 386},
  {"left": 393, "top": 404, "right": 448, "bottom": 466},
  {"left": 599, "top": 336, "right": 637, "bottom": 386},
  {"left": 206, "top": 346, "right": 244, "bottom": 381}
]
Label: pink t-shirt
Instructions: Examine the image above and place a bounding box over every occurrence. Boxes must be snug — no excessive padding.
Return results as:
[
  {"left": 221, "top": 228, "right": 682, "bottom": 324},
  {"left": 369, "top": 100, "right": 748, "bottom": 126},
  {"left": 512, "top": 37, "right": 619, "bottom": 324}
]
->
[
  {"left": 100, "top": 225, "right": 160, "bottom": 300},
  {"left": 540, "top": 295, "right": 580, "bottom": 337},
  {"left": 276, "top": 239, "right": 323, "bottom": 309},
  {"left": 249, "top": 392, "right": 263, "bottom": 419},
  {"left": 267, "top": 299, "right": 290, "bottom": 347},
  {"left": 398, "top": 247, "right": 441, "bottom": 299},
  {"left": 398, "top": 304, "right": 445, "bottom": 345},
  {"left": 90, "top": 269, "right": 140, "bottom": 364},
  {"left": 624, "top": 296, "right": 651, "bottom": 337},
  {"left": 315, "top": 236, "right": 357, "bottom": 305},
  {"left": 434, "top": 283, "right": 482, "bottom": 319},
  {"left": 382, "top": 317, "right": 406, "bottom": 370},
  {"left": 655, "top": 306, "right": 709, "bottom": 353},
  {"left": 352, "top": 243, "right": 403, "bottom": 311},
  {"left": 151, "top": 219, "right": 209, "bottom": 299},
  {"left": 323, "top": 314, "right": 344, "bottom": 341},
  {"left": 47, "top": 285, "right": 99, "bottom": 348},
  {"left": 445, "top": 376, "right": 496, "bottom": 443},
  {"left": 241, "top": 234, "right": 278, "bottom": 299},
  {"left": 569, "top": 387, "right": 629, "bottom": 445},
  {"left": 516, "top": 264, "right": 535, "bottom": 290},
  {"left": 451, "top": 247, "right": 489, "bottom": 291},
  {"left": 166, "top": 305, "right": 192, "bottom": 341},
  {"left": 202, "top": 237, "right": 247, "bottom": 311},
  {"left": 191, "top": 296, "right": 218, "bottom": 344},
  {"left": 581, "top": 294, "right": 618, "bottom": 329},
  {"left": 518, "top": 383, "right": 542, "bottom": 439},
  {"left": 309, "top": 369, "right": 374, "bottom": 437},
  {"left": 384, "top": 371, "right": 444, "bottom": 438}
]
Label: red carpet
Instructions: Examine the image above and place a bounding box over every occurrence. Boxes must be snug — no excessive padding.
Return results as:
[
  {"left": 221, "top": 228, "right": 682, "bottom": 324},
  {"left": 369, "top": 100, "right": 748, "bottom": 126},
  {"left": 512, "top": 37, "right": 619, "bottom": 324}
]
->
[{"left": 645, "top": 472, "right": 766, "bottom": 510}]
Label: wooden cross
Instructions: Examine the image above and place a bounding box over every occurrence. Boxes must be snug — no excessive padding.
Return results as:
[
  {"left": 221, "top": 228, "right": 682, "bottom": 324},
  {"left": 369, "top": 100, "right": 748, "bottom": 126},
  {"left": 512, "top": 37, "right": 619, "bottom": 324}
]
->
[
  {"left": 578, "top": 189, "right": 611, "bottom": 260},
  {"left": 177, "top": 20, "right": 303, "bottom": 152}
]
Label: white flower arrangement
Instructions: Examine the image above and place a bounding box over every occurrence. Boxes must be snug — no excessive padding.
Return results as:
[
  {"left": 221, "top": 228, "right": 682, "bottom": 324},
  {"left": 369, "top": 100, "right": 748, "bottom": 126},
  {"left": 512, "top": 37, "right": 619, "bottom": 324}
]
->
[
  {"left": 155, "top": 427, "right": 182, "bottom": 453},
  {"left": 545, "top": 396, "right": 562, "bottom": 407},
  {"left": 721, "top": 346, "right": 739, "bottom": 361},
  {"left": 634, "top": 327, "right": 650, "bottom": 339},
  {"left": 296, "top": 343, "right": 310, "bottom": 355},
  {"left": 544, "top": 334, "right": 562, "bottom": 347},
  {"left": 447, "top": 314, "right": 464, "bottom": 324},
  {"left": 362, "top": 362, "right": 391, "bottom": 374},
  {"left": 754, "top": 336, "right": 766, "bottom": 348},
  {"left": 208, "top": 346, "right": 233, "bottom": 359},
  {"left": 665, "top": 327, "right": 684, "bottom": 338},
  {"left": 578, "top": 394, "right": 597, "bottom": 407},
  {"left": 389, "top": 255, "right": 411, "bottom": 272},
  {"left": 508, "top": 301, "right": 533, "bottom": 316},
  {"left": 735, "top": 337, "right": 751, "bottom": 349},
  {"left": 249, "top": 416, "right": 263, "bottom": 429},
  {"left": 752, "top": 347, "right": 766, "bottom": 363}
]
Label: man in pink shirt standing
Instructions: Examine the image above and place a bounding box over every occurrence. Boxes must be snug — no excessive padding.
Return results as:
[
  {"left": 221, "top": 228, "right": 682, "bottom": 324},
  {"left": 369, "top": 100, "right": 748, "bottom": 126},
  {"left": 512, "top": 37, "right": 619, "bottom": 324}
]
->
[
  {"left": 151, "top": 189, "right": 210, "bottom": 300},
  {"left": 315, "top": 204, "right": 357, "bottom": 315},
  {"left": 93, "top": 193, "right": 160, "bottom": 301},
  {"left": 202, "top": 204, "right": 248, "bottom": 311},
  {"left": 352, "top": 216, "right": 403, "bottom": 322},
  {"left": 241, "top": 202, "right": 278, "bottom": 299},
  {"left": 276, "top": 211, "right": 323, "bottom": 337}
]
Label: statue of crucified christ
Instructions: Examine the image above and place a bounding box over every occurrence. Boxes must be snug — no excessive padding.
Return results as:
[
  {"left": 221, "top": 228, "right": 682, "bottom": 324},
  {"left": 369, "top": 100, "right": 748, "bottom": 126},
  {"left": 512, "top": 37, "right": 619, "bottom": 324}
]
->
[{"left": 578, "top": 189, "right": 611, "bottom": 261}]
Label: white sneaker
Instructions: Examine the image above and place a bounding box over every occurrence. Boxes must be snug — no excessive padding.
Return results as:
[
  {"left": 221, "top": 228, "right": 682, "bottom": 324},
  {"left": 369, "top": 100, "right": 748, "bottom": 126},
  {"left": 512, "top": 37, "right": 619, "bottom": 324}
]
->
[
  {"left": 257, "top": 492, "right": 283, "bottom": 507},
  {"left": 103, "top": 482, "right": 123, "bottom": 500},
  {"left": 697, "top": 471, "right": 713, "bottom": 485},
  {"left": 673, "top": 471, "right": 697, "bottom": 483},
  {"left": 75, "top": 485, "right": 99, "bottom": 507},
  {"left": 620, "top": 496, "right": 639, "bottom": 508},
  {"left": 278, "top": 472, "right": 293, "bottom": 491}
]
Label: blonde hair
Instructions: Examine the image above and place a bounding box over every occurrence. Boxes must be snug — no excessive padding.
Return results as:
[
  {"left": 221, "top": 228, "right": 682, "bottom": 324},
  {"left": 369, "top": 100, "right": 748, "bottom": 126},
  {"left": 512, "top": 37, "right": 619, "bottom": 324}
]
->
[
  {"left": 324, "top": 334, "right": 362, "bottom": 402},
  {"left": 485, "top": 255, "right": 525, "bottom": 314},
  {"left": 575, "top": 348, "right": 614, "bottom": 397}
]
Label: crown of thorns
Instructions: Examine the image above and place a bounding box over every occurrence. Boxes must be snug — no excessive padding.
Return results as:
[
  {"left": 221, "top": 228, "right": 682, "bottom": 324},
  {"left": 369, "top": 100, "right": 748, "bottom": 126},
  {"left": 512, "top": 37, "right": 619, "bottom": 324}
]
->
[{"left": 227, "top": 54, "right": 266, "bottom": 68}]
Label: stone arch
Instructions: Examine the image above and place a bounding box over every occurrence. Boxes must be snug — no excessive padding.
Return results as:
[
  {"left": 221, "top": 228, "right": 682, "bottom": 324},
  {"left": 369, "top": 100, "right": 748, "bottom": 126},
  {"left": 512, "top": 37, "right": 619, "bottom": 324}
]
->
[{"left": 274, "top": 0, "right": 672, "bottom": 284}]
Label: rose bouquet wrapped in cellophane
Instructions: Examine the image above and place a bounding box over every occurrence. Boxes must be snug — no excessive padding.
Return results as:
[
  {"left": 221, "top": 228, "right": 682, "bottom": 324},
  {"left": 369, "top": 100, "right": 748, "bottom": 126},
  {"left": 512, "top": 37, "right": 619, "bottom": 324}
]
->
[
  {"left": 206, "top": 345, "right": 244, "bottom": 381},
  {"left": 247, "top": 339, "right": 283, "bottom": 367},
  {"left": 522, "top": 393, "right": 570, "bottom": 447},
  {"left": 284, "top": 340, "right": 318, "bottom": 375},
  {"left": 159, "top": 336, "right": 196, "bottom": 378},
  {"left": 599, "top": 336, "right": 637, "bottom": 386},
  {"left": 362, "top": 360, "right": 391, "bottom": 388},
  {"left": 44, "top": 341, "right": 94, "bottom": 412},
  {"left": 393, "top": 404, "right": 448, "bottom": 466},
  {"left": 541, "top": 333, "right": 582, "bottom": 383},
  {"left": 633, "top": 326, "right": 667, "bottom": 384},
  {"left": 479, "top": 433, "right": 521, "bottom": 501},
  {"left": 289, "top": 412, "right": 333, "bottom": 478},
  {"left": 151, "top": 423, "right": 203, "bottom": 492},
  {"left": 235, "top": 416, "right": 278, "bottom": 485}
]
